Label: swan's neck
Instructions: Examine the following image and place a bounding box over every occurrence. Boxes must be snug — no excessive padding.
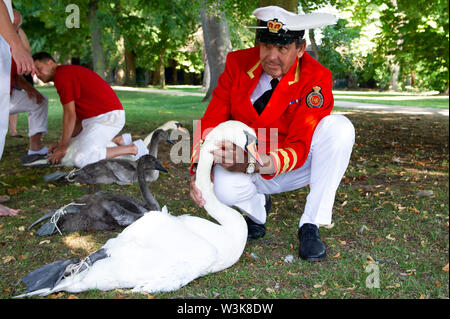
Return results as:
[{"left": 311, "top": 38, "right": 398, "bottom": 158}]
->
[
  {"left": 196, "top": 149, "right": 247, "bottom": 241},
  {"left": 137, "top": 169, "right": 160, "bottom": 211},
  {"left": 143, "top": 131, "right": 155, "bottom": 148}
]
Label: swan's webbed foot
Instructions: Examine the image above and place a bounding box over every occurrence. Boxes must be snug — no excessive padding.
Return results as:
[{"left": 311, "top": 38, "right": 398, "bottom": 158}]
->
[
  {"left": 21, "top": 259, "right": 81, "bottom": 293},
  {"left": 43, "top": 171, "right": 69, "bottom": 183}
]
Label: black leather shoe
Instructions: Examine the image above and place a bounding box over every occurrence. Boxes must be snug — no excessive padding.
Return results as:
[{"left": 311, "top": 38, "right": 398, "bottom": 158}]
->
[
  {"left": 246, "top": 194, "right": 271, "bottom": 240},
  {"left": 298, "top": 223, "right": 326, "bottom": 261}
]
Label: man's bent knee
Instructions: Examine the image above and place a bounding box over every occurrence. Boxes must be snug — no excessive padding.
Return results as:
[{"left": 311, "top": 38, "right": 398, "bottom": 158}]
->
[{"left": 213, "top": 165, "right": 254, "bottom": 206}]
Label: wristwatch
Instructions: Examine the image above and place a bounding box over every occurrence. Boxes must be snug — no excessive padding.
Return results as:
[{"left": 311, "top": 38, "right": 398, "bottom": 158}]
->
[{"left": 246, "top": 156, "right": 256, "bottom": 174}]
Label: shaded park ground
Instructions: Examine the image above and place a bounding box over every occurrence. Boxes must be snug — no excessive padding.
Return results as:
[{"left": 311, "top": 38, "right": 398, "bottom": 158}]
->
[{"left": 0, "top": 87, "right": 448, "bottom": 299}]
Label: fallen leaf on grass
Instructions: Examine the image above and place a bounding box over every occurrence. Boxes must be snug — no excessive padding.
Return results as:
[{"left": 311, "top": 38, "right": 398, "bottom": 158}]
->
[
  {"left": 338, "top": 239, "right": 347, "bottom": 245},
  {"left": 443, "top": 263, "right": 449, "bottom": 272},
  {"left": 313, "top": 284, "right": 322, "bottom": 289},
  {"left": 39, "top": 240, "right": 51, "bottom": 245},
  {"left": 68, "top": 294, "right": 78, "bottom": 299},
  {"left": 7, "top": 187, "right": 25, "bottom": 195},
  {"left": 18, "top": 254, "right": 27, "bottom": 260},
  {"left": 366, "top": 255, "right": 376, "bottom": 264},
  {"left": 320, "top": 290, "right": 327, "bottom": 296},
  {"left": 385, "top": 283, "right": 401, "bottom": 289},
  {"left": 2, "top": 256, "right": 16, "bottom": 263},
  {"left": 386, "top": 234, "right": 396, "bottom": 241},
  {"left": 332, "top": 252, "right": 341, "bottom": 258},
  {"left": 49, "top": 292, "right": 65, "bottom": 299},
  {"left": 18, "top": 226, "right": 25, "bottom": 232}
]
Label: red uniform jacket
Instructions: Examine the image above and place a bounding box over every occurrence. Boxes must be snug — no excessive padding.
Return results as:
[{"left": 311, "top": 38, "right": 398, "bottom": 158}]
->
[{"left": 191, "top": 46, "right": 334, "bottom": 180}]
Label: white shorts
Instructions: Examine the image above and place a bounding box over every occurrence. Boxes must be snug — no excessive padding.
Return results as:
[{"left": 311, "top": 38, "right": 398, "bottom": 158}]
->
[
  {"left": 9, "top": 88, "right": 48, "bottom": 137},
  {"left": 213, "top": 114, "right": 355, "bottom": 227},
  {"left": 62, "top": 109, "right": 125, "bottom": 168}
]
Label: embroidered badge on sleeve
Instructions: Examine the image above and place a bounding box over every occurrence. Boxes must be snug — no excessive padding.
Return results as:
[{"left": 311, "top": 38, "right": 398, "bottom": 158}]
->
[{"left": 306, "top": 86, "right": 324, "bottom": 108}]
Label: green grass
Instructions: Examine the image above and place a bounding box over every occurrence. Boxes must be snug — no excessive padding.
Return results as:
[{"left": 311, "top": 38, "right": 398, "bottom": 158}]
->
[
  {"left": 334, "top": 97, "right": 449, "bottom": 109},
  {"left": 0, "top": 88, "right": 448, "bottom": 299}
]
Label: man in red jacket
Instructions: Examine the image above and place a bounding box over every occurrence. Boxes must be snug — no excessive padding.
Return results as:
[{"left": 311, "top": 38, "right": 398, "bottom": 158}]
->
[
  {"left": 32, "top": 52, "right": 148, "bottom": 168},
  {"left": 190, "top": 6, "right": 355, "bottom": 261}
]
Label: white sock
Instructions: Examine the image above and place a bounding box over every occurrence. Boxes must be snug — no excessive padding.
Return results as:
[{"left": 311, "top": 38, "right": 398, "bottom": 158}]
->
[
  {"left": 133, "top": 139, "right": 149, "bottom": 160},
  {"left": 28, "top": 146, "right": 49, "bottom": 156},
  {"left": 122, "top": 133, "right": 132, "bottom": 146}
]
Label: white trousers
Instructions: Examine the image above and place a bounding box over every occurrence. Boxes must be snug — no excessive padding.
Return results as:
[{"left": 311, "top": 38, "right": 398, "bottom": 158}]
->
[
  {"left": 0, "top": 35, "right": 11, "bottom": 160},
  {"left": 213, "top": 114, "right": 355, "bottom": 227},
  {"left": 10, "top": 88, "right": 48, "bottom": 137},
  {"left": 61, "top": 110, "right": 125, "bottom": 168}
]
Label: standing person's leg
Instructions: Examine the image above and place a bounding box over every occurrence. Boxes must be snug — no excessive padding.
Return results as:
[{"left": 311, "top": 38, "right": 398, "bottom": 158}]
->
[
  {"left": 9, "top": 89, "right": 48, "bottom": 154},
  {"left": 0, "top": 35, "right": 20, "bottom": 216},
  {"left": 8, "top": 113, "right": 20, "bottom": 136}
]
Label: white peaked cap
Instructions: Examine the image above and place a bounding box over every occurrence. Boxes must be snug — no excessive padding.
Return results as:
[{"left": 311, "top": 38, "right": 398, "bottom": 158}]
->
[{"left": 253, "top": 6, "right": 337, "bottom": 31}]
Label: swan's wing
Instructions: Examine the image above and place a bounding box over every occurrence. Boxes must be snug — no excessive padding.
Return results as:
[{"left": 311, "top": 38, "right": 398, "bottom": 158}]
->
[
  {"left": 104, "top": 160, "right": 137, "bottom": 185},
  {"left": 100, "top": 200, "right": 145, "bottom": 227}
]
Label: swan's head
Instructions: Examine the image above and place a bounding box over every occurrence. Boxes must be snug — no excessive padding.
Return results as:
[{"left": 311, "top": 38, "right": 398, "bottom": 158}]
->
[
  {"left": 205, "top": 121, "right": 264, "bottom": 165},
  {"left": 158, "top": 120, "right": 189, "bottom": 135},
  {"left": 137, "top": 154, "right": 168, "bottom": 175},
  {"left": 151, "top": 129, "right": 175, "bottom": 145}
]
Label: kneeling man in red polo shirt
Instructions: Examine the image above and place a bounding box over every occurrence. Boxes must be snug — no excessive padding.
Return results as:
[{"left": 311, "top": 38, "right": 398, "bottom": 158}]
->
[{"left": 32, "top": 52, "right": 148, "bottom": 168}]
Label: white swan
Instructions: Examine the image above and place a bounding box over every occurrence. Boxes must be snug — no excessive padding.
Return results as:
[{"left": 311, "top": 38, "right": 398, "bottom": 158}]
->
[{"left": 16, "top": 120, "right": 263, "bottom": 297}]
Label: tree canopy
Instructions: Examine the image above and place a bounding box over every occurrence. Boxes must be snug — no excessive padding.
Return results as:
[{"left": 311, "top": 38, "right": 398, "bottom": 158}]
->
[{"left": 13, "top": 0, "right": 449, "bottom": 93}]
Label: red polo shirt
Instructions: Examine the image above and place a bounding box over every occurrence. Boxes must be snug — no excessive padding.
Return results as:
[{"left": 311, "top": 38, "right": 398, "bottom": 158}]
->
[{"left": 53, "top": 65, "right": 123, "bottom": 120}]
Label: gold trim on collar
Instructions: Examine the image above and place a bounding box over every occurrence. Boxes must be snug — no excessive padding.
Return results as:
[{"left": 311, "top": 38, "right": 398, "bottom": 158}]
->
[
  {"left": 247, "top": 61, "right": 261, "bottom": 79},
  {"left": 288, "top": 59, "right": 300, "bottom": 85}
]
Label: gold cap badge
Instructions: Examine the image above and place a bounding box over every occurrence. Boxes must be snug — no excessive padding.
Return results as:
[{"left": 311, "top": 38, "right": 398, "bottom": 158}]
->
[{"left": 267, "top": 19, "right": 283, "bottom": 33}]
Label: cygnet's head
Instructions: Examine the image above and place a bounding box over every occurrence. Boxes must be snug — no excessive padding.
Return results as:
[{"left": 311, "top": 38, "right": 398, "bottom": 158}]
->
[
  {"left": 137, "top": 154, "right": 168, "bottom": 175},
  {"left": 152, "top": 129, "right": 175, "bottom": 145}
]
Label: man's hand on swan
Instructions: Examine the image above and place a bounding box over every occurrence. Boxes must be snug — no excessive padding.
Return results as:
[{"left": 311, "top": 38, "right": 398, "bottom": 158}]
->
[
  {"left": 190, "top": 173, "right": 214, "bottom": 208},
  {"left": 48, "top": 143, "right": 68, "bottom": 165}
]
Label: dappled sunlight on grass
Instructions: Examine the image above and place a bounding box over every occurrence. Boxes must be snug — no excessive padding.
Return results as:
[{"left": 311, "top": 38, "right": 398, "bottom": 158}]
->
[{"left": 63, "top": 233, "right": 103, "bottom": 254}]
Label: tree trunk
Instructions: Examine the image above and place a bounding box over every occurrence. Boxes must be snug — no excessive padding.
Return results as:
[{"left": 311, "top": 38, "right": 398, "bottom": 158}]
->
[
  {"left": 157, "top": 48, "right": 166, "bottom": 89},
  {"left": 200, "top": 1, "right": 232, "bottom": 101},
  {"left": 88, "top": 0, "right": 106, "bottom": 79},
  {"left": 390, "top": 63, "right": 400, "bottom": 91},
  {"left": 308, "top": 29, "right": 319, "bottom": 60},
  {"left": 202, "top": 53, "right": 210, "bottom": 92},
  {"left": 258, "top": 0, "right": 297, "bottom": 11},
  {"left": 124, "top": 44, "right": 136, "bottom": 86}
]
